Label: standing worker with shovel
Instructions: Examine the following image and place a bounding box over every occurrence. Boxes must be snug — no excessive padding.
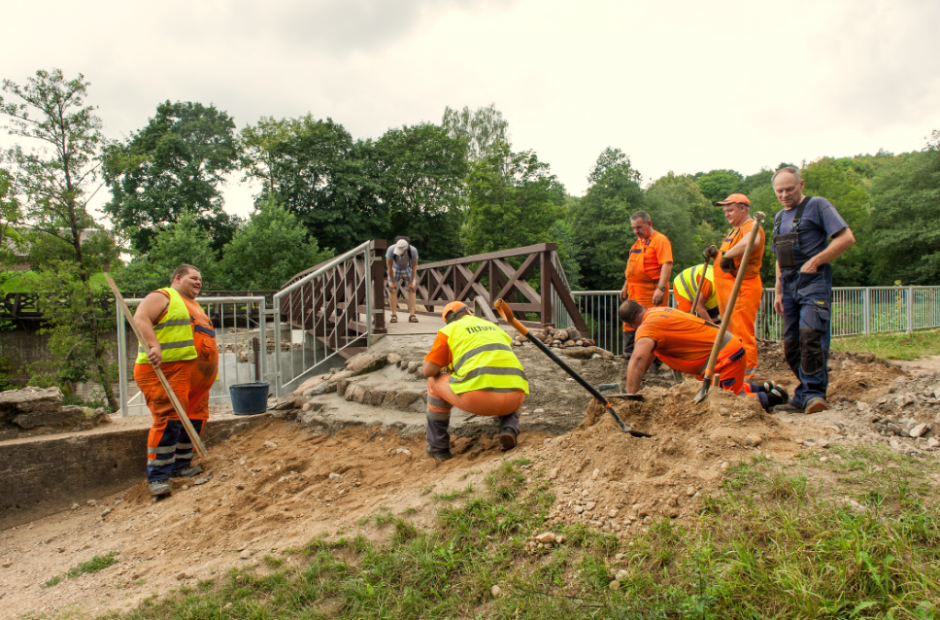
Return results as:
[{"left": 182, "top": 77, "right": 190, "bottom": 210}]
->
[
  {"left": 714, "top": 194, "right": 765, "bottom": 379},
  {"left": 131, "top": 265, "right": 218, "bottom": 496}
]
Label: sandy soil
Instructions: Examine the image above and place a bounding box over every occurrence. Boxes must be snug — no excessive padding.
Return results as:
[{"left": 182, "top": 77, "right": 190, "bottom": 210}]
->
[{"left": 3, "top": 343, "right": 939, "bottom": 619}]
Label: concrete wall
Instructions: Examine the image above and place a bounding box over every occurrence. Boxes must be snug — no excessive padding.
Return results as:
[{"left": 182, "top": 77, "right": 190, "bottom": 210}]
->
[{"left": 0, "top": 412, "right": 281, "bottom": 529}]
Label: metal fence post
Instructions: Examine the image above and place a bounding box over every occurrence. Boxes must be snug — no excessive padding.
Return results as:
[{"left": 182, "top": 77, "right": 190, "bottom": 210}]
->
[
  {"left": 272, "top": 294, "right": 281, "bottom": 396},
  {"left": 117, "top": 301, "right": 128, "bottom": 417},
  {"left": 906, "top": 286, "right": 914, "bottom": 334},
  {"left": 863, "top": 288, "right": 870, "bottom": 335}
]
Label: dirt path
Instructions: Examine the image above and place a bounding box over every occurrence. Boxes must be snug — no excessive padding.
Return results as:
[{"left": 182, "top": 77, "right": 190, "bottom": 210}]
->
[{"left": 3, "top": 345, "right": 939, "bottom": 619}]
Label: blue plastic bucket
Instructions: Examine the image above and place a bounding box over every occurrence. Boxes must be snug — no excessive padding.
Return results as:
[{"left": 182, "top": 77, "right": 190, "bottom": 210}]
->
[{"left": 230, "top": 381, "right": 270, "bottom": 416}]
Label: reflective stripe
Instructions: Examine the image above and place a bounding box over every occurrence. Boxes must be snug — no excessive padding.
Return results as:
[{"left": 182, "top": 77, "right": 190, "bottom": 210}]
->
[
  {"left": 427, "top": 396, "right": 449, "bottom": 409},
  {"left": 175, "top": 452, "right": 193, "bottom": 461},
  {"left": 176, "top": 442, "right": 193, "bottom": 450},
  {"left": 426, "top": 408, "right": 451, "bottom": 422},
  {"left": 148, "top": 456, "right": 176, "bottom": 466},
  {"left": 449, "top": 366, "right": 528, "bottom": 384},
  {"left": 148, "top": 445, "right": 177, "bottom": 455},
  {"left": 138, "top": 339, "right": 195, "bottom": 354},
  {"left": 153, "top": 319, "right": 192, "bottom": 331},
  {"left": 484, "top": 387, "right": 526, "bottom": 393},
  {"left": 452, "top": 343, "right": 514, "bottom": 375}
]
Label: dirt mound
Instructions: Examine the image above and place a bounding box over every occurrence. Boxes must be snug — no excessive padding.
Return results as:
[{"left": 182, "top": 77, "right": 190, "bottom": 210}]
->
[{"left": 536, "top": 380, "right": 796, "bottom": 537}]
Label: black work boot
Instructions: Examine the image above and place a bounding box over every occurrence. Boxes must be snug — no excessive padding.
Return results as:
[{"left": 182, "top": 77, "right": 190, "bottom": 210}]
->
[
  {"left": 149, "top": 480, "right": 171, "bottom": 496},
  {"left": 426, "top": 444, "right": 452, "bottom": 461},
  {"left": 499, "top": 428, "right": 519, "bottom": 452},
  {"left": 765, "top": 386, "right": 790, "bottom": 411},
  {"left": 170, "top": 465, "right": 203, "bottom": 478}
]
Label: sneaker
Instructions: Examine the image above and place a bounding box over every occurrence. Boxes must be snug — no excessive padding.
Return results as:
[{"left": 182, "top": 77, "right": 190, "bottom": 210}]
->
[
  {"left": 804, "top": 397, "right": 829, "bottom": 415},
  {"left": 170, "top": 465, "right": 204, "bottom": 479},
  {"left": 772, "top": 402, "right": 804, "bottom": 414},
  {"left": 499, "top": 428, "right": 519, "bottom": 452},
  {"left": 426, "top": 444, "right": 452, "bottom": 461},
  {"left": 149, "top": 480, "right": 171, "bottom": 496}
]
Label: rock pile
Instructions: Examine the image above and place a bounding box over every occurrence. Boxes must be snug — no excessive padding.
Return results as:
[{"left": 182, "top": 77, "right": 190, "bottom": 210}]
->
[
  {"left": 0, "top": 387, "right": 111, "bottom": 440},
  {"left": 513, "top": 326, "right": 596, "bottom": 349}
]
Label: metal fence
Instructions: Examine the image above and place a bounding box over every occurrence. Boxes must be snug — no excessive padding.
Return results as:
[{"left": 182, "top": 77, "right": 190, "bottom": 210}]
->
[
  {"left": 116, "top": 296, "right": 268, "bottom": 417},
  {"left": 271, "top": 240, "right": 375, "bottom": 397},
  {"left": 554, "top": 286, "right": 940, "bottom": 353}
]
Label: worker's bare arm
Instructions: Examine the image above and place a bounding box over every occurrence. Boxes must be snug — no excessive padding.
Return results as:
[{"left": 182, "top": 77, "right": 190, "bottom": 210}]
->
[
  {"left": 652, "top": 262, "right": 673, "bottom": 305},
  {"left": 801, "top": 227, "right": 855, "bottom": 273},
  {"left": 422, "top": 361, "right": 443, "bottom": 378},
  {"left": 133, "top": 292, "right": 170, "bottom": 367},
  {"left": 625, "top": 338, "right": 656, "bottom": 393},
  {"left": 695, "top": 295, "right": 715, "bottom": 324},
  {"left": 409, "top": 259, "right": 418, "bottom": 291},
  {"left": 386, "top": 259, "right": 396, "bottom": 290}
]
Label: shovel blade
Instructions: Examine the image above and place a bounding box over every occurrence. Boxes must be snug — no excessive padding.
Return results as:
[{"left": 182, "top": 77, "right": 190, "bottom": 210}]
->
[{"left": 693, "top": 382, "right": 710, "bottom": 404}]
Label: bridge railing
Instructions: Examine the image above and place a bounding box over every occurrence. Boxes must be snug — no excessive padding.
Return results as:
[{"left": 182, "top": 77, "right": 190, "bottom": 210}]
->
[{"left": 411, "top": 243, "right": 588, "bottom": 332}]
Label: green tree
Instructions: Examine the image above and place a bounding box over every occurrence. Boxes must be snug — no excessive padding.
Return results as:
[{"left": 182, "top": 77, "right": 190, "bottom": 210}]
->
[
  {"left": 373, "top": 123, "right": 468, "bottom": 261},
  {"left": 644, "top": 173, "right": 708, "bottom": 273},
  {"left": 241, "top": 114, "right": 384, "bottom": 253},
  {"left": 570, "top": 148, "right": 644, "bottom": 290},
  {"left": 868, "top": 145, "right": 940, "bottom": 284},
  {"left": 693, "top": 169, "right": 744, "bottom": 231},
  {"left": 219, "top": 198, "right": 332, "bottom": 289},
  {"left": 1, "top": 68, "right": 120, "bottom": 408},
  {"left": 103, "top": 101, "right": 240, "bottom": 253},
  {"left": 441, "top": 104, "right": 509, "bottom": 162},
  {"left": 0, "top": 168, "right": 23, "bottom": 268},
  {"left": 114, "top": 213, "right": 220, "bottom": 293},
  {"left": 461, "top": 142, "right": 565, "bottom": 256}
]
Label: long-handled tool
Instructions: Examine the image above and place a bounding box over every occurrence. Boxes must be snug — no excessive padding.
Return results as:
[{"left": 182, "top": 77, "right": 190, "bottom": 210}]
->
[
  {"left": 494, "top": 299, "right": 652, "bottom": 438},
  {"left": 689, "top": 246, "right": 719, "bottom": 319},
  {"left": 104, "top": 274, "right": 209, "bottom": 458},
  {"left": 693, "top": 213, "right": 765, "bottom": 404}
]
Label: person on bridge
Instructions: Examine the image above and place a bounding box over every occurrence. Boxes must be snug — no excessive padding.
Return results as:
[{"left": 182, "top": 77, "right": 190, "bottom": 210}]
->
[
  {"left": 714, "top": 193, "right": 765, "bottom": 380},
  {"left": 422, "top": 302, "right": 528, "bottom": 461},
  {"left": 133, "top": 264, "right": 218, "bottom": 496},
  {"left": 672, "top": 263, "right": 720, "bottom": 324},
  {"left": 771, "top": 167, "right": 855, "bottom": 414},
  {"left": 386, "top": 236, "right": 419, "bottom": 324},
  {"left": 617, "top": 300, "right": 788, "bottom": 411},
  {"left": 620, "top": 211, "right": 673, "bottom": 360}
]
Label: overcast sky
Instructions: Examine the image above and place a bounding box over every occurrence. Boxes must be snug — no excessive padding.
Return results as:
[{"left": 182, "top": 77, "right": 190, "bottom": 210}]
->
[{"left": 3, "top": 0, "right": 939, "bottom": 221}]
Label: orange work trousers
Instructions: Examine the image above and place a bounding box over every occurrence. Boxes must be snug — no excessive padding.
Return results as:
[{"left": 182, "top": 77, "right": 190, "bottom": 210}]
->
[
  {"left": 425, "top": 374, "right": 525, "bottom": 449},
  {"left": 135, "top": 357, "right": 216, "bottom": 482},
  {"left": 715, "top": 275, "right": 762, "bottom": 377}
]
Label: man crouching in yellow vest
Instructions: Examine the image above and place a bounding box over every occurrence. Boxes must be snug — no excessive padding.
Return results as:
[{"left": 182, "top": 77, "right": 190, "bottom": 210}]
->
[{"left": 422, "top": 302, "right": 529, "bottom": 460}]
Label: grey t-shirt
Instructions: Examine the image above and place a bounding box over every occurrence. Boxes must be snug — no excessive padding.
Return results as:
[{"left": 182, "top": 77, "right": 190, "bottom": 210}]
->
[
  {"left": 772, "top": 196, "right": 847, "bottom": 268},
  {"left": 386, "top": 245, "right": 418, "bottom": 270}
]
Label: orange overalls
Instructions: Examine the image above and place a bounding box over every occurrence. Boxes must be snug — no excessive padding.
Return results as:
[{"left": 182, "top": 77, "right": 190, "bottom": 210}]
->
[
  {"left": 635, "top": 307, "right": 758, "bottom": 398},
  {"left": 715, "top": 220, "right": 765, "bottom": 378},
  {"left": 134, "top": 292, "right": 218, "bottom": 482},
  {"left": 623, "top": 231, "right": 672, "bottom": 353}
]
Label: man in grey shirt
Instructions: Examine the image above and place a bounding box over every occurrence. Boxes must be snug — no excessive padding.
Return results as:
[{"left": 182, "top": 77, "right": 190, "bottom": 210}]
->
[{"left": 386, "top": 236, "right": 419, "bottom": 323}]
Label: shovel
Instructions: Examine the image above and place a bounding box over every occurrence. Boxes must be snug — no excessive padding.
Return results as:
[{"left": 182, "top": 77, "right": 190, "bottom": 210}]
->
[
  {"left": 493, "top": 299, "right": 652, "bottom": 438},
  {"left": 693, "top": 213, "right": 765, "bottom": 404},
  {"left": 689, "top": 246, "right": 719, "bottom": 320}
]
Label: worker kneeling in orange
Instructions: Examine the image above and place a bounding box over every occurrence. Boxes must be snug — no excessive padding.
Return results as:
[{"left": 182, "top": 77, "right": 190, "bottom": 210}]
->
[
  {"left": 133, "top": 265, "right": 218, "bottom": 496},
  {"left": 714, "top": 193, "right": 765, "bottom": 379},
  {"left": 617, "top": 301, "right": 787, "bottom": 411},
  {"left": 422, "top": 302, "right": 528, "bottom": 461}
]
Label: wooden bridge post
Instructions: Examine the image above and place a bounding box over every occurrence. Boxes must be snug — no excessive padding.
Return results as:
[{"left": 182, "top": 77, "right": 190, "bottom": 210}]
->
[
  {"left": 371, "top": 240, "right": 387, "bottom": 334},
  {"left": 540, "top": 250, "right": 553, "bottom": 328}
]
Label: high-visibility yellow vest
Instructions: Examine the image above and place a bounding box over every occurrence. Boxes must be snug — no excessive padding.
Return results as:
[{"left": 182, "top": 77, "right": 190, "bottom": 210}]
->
[
  {"left": 673, "top": 264, "right": 718, "bottom": 311},
  {"left": 135, "top": 287, "right": 198, "bottom": 364},
  {"left": 440, "top": 315, "right": 529, "bottom": 395}
]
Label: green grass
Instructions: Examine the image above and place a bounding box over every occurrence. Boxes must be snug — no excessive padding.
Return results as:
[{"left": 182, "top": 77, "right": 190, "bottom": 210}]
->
[
  {"left": 833, "top": 329, "right": 940, "bottom": 360},
  {"left": 107, "top": 449, "right": 940, "bottom": 620},
  {"left": 43, "top": 552, "right": 119, "bottom": 588}
]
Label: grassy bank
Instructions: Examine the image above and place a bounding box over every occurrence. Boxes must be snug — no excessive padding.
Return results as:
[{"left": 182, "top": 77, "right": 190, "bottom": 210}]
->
[
  {"left": 35, "top": 447, "right": 940, "bottom": 620},
  {"left": 833, "top": 330, "right": 940, "bottom": 360}
]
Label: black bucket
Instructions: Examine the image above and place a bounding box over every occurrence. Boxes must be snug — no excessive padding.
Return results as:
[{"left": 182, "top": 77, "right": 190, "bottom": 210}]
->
[{"left": 230, "top": 381, "right": 270, "bottom": 416}]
